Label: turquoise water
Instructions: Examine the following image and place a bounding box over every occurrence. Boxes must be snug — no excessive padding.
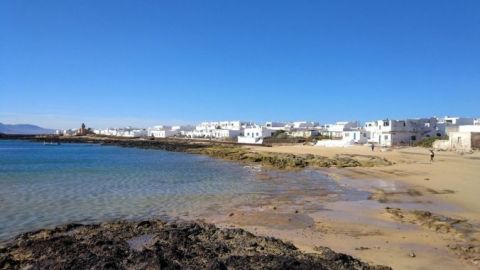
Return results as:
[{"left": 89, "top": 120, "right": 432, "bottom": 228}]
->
[{"left": 0, "top": 140, "right": 367, "bottom": 240}]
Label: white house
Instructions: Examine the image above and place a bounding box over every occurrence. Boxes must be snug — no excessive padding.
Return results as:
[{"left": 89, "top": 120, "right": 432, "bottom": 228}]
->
[
  {"left": 209, "top": 129, "right": 242, "bottom": 139},
  {"left": 434, "top": 125, "right": 480, "bottom": 152},
  {"left": 120, "top": 128, "right": 148, "bottom": 137},
  {"left": 315, "top": 128, "right": 367, "bottom": 148},
  {"left": 322, "top": 121, "right": 360, "bottom": 138},
  {"left": 93, "top": 127, "right": 147, "bottom": 138},
  {"left": 56, "top": 129, "right": 77, "bottom": 136},
  {"left": 265, "top": 122, "right": 287, "bottom": 131},
  {"left": 342, "top": 130, "right": 368, "bottom": 144},
  {"left": 285, "top": 121, "right": 319, "bottom": 131},
  {"left": 148, "top": 129, "right": 178, "bottom": 138},
  {"left": 146, "top": 125, "right": 196, "bottom": 138},
  {"left": 186, "top": 121, "right": 249, "bottom": 139},
  {"left": 436, "top": 116, "right": 474, "bottom": 136},
  {"left": 364, "top": 118, "right": 439, "bottom": 147},
  {"left": 288, "top": 129, "right": 320, "bottom": 138},
  {"left": 238, "top": 126, "right": 275, "bottom": 144}
]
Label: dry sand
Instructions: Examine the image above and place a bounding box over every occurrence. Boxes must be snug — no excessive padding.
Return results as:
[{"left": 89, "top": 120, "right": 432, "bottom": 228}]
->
[
  {"left": 248, "top": 144, "right": 480, "bottom": 215},
  {"left": 210, "top": 144, "right": 480, "bottom": 270}
]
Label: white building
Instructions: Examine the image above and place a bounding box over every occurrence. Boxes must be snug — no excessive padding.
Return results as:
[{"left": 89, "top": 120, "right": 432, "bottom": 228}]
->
[
  {"left": 288, "top": 129, "right": 320, "bottom": 138},
  {"left": 93, "top": 127, "right": 147, "bottom": 138},
  {"left": 186, "top": 121, "right": 250, "bottom": 139},
  {"left": 209, "top": 129, "right": 242, "bottom": 139},
  {"left": 238, "top": 126, "right": 276, "bottom": 144},
  {"left": 120, "top": 128, "right": 148, "bottom": 137},
  {"left": 147, "top": 125, "right": 176, "bottom": 138},
  {"left": 285, "top": 121, "right": 319, "bottom": 131},
  {"left": 315, "top": 128, "right": 367, "bottom": 148},
  {"left": 364, "top": 118, "right": 439, "bottom": 147},
  {"left": 436, "top": 116, "right": 474, "bottom": 136},
  {"left": 434, "top": 125, "right": 480, "bottom": 152},
  {"left": 342, "top": 130, "right": 368, "bottom": 144},
  {"left": 148, "top": 129, "right": 177, "bottom": 138},
  {"left": 56, "top": 129, "right": 77, "bottom": 136},
  {"left": 265, "top": 122, "right": 287, "bottom": 131},
  {"left": 322, "top": 121, "right": 360, "bottom": 138}
]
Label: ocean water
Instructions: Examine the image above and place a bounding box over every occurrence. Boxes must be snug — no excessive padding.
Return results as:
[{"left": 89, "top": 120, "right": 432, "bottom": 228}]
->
[{"left": 0, "top": 140, "right": 367, "bottom": 240}]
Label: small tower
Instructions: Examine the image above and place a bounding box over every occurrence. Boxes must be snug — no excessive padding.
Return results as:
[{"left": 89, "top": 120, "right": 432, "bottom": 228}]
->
[{"left": 78, "top": 123, "right": 87, "bottom": 136}]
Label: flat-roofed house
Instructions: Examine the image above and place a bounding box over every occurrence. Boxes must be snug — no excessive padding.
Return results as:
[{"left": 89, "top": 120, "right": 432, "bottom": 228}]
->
[
  {"left": 440, "top": 125, "right": 480, "bottom": 151},
  {"left": 238, "top": 126, "right": 275, "bottom": 144},
  {"left": 364, "top": 118, "right": 439, "bottom": 147}
]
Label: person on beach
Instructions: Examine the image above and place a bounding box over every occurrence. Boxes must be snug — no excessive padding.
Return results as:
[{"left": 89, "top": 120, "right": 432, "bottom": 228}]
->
[
  {"left": 371, "top": 143, "right": 375, "bottom": 151},
  {"left": 430, "top": 149, "right": 435, "bottom": 162}
]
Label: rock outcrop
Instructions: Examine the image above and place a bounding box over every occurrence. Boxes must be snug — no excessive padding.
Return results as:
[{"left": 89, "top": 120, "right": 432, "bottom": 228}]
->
[{"left": 0, "top": 220, "right": 391, "bottom": 270}]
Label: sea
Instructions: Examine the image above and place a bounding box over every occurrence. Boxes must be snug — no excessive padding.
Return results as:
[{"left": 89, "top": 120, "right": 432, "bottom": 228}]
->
[{"left": 0, "top": 140, "right": 368, "bottom": 241}]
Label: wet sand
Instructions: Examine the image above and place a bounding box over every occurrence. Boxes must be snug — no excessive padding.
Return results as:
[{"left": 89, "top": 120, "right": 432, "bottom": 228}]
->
[{"left": 206, "top": 145, "right": 480, "bottom": 270}]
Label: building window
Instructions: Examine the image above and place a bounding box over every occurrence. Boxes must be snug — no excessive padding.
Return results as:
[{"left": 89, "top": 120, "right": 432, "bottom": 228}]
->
[
  {"left": 383, "top": 121, "right": 389, "bottom": 126},
  {"left": 384, "top": 135, "right": 388, "bottom": 140}
]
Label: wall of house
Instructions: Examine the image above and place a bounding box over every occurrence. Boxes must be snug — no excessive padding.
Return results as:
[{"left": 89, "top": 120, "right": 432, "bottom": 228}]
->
[
  {"left": 289, "top": 130, "right": 319, "bottom": 138},
  {"left": 433, "top": 139, "right": 450, "bottom": 151},
  {"left": 149, "top": 130, "right": 177, "bottom": 138},
  {"left": 342, "top": 131, "right": 368, "bottom": 143},
  {"left": 449, "top": 131, "right": 472, "bottom": 151},
  {"left": 238, "top": 136, "right": 264, "bottom": 144},
  {"left": 316, "top": 139, "right": 354, "bottom": 147},
  {"left": 244, "top": 127, "right": 274, "bottom": 139}
]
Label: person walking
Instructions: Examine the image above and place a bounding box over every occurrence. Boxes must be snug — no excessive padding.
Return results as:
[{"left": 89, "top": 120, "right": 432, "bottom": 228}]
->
[
  {"left": 371, "top": 143, "right": 375, "bottom": 152},
  {"left": 430, "top": 149, "right": 435, "bottom": 162}
]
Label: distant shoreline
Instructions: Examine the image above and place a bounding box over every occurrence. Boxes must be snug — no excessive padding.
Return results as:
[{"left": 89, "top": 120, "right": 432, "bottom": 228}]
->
[{"left": 0, "top": 134, "right": 393, "bottom": 169}]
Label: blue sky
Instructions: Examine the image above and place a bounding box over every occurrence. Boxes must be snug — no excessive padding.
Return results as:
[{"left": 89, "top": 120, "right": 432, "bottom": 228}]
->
[{"left": 1, "top": 0, "right": 479, "bottom": 129}]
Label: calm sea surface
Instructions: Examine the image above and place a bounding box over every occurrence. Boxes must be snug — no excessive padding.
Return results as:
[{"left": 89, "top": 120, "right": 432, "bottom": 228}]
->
[{"left": 0, "top": 140, "right": 367, "bottom": 240}]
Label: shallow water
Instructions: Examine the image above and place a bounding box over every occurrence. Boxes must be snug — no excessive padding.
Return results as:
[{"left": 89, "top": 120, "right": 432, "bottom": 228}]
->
[{"left": 0, "top": 140, "right": 368, "bottom": 240}]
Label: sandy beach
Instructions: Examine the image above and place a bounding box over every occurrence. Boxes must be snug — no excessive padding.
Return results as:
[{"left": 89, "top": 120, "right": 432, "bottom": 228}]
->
[{"left": 210, "top": 145, "right": 480, "bottom": 270}]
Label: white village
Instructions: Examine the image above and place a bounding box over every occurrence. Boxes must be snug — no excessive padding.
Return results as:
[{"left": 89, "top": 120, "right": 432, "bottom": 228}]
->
[{"left": 55, "top": 116, "right": 480, "bottom": 152}]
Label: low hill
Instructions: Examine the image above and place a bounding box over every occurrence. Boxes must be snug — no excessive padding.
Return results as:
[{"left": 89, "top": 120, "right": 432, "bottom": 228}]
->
[{"left": 0, "top": 123, "right": 54, "bottom": 135}]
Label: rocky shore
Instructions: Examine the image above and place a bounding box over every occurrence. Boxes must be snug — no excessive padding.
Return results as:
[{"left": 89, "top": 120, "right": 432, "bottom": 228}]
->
[
  {"left": 2, "top": 135, "right": 393, "bottom": 169},
  {"left": 385, "top": 207, "right": 480, "bottom": 266},
  {"left": 191, "top": 145, "right": 392, "bottom": 169},
  {"left": 0, "top": 219, "right": 390, "bottom": 270}
]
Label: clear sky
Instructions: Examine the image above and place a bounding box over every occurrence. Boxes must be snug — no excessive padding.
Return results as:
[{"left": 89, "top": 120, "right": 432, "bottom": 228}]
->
[{"left": 1, "top": 0, "right": 479, "bottom": 129}]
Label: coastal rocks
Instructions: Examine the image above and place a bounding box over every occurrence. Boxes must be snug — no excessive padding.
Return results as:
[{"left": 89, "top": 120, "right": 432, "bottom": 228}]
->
[
  {"left": 385, "top": 207, "right": 480, "bottom": 266},
  {"left": 384, "top": 207, "right": 474, "bottom": 236},
  {"left": 0, "top": 220, "right": 391, "bottom": 270},
  {"left": 193, "top": 145, "right": 392, "bottom": 170}
]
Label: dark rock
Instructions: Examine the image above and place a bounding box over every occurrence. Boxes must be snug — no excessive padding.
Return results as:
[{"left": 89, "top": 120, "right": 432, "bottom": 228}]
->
[{"left": 0, "top": 220, "right": 391, "bottom": 270}]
